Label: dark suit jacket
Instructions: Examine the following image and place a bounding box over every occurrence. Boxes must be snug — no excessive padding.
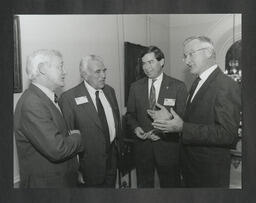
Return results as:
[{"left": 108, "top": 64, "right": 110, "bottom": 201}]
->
[
  {"left": 181, "top": 67, "right": 241, "bottom": 187},
  {"left": 126, "top": 73, "right": 188, "bottom": 165},
  {"left": 59, "top": 82, "right": 121, "bottom": 185},
  {"left": 14, "top": 84, "right": 83, "bottom": 188}
]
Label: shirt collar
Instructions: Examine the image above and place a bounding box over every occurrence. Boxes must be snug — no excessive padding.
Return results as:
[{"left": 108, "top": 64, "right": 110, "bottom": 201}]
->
[
  {"left": 149, "top": 72, "right": 163, "bottom": 83},
  {"left": 32, "top": 82, "right": 55, "bottom": 102},
  {"left": 199, "top": 64, "right": 218, "bottom": 81},
  {"left": 83, "top": 80, "right": 103, "bottom": 95}
]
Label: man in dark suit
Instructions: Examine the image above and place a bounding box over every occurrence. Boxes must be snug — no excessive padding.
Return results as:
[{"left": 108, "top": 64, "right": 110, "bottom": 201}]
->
[
  {"left": 150, "top": 36, "right": 241, "bottom": 187},
  {"left": 59, "top": 55, "right": 121, "bottom": 187},
  {"left": 14, "top": 49, "right": 84, "bottom": 188},
  {"left": 126, "top": 46, "right": 188, "bottom": 188}
]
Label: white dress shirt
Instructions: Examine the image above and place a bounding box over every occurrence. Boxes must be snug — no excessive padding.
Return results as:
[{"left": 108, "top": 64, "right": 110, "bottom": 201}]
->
[
  {"left": 148, "top": 72, "right": 163, "bottom": 102},
  {"left": 84, "top": 80, "right": 116, "bottom": 142},
  {"left": 190, "top": 64, "right": 218, "bottom": 102}
]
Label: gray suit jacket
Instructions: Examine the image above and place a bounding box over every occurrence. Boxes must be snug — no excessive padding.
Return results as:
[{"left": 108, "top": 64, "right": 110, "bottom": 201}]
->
[
  {"left": 59, "top": 82, "right": 121, "bottom": 185},
  {"left": 14, "top": 84, "right": 83, "bottom": 188},
  {"left": 126, "top": 73, "right": 188, "bottom": 165},
  {"left": 181, "top": 67, "right": 241, "bottom": 187}
]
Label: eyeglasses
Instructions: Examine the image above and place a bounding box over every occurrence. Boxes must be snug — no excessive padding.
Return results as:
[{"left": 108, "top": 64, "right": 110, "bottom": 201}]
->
[{"left": 183, "top": 47, "right": 208, "bottom": 61}]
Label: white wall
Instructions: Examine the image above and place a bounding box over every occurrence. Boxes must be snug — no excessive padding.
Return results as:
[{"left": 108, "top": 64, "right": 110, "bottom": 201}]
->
[
  {"left": 169, "top": 21, "right": 214, "bottom": 87},
  {"left": 148, "top": 15, "right": 171, "bottom": 75},
  {"left": 13, "top": 14, "right": 171, "bottom": 184}
]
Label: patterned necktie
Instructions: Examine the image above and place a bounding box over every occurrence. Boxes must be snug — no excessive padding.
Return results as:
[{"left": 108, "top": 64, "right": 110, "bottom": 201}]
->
[
  {"left": 95, "top": 91, "right": 110, "bottom": 151},
  {"left": 54, "top": 94, "right": 58, "bottom": 103},
  {"left": 149, "top": 79, "right": 157, "bottom": 110},
  {"left": 187, "top": 76, "right": 201, "bottom": 104}
]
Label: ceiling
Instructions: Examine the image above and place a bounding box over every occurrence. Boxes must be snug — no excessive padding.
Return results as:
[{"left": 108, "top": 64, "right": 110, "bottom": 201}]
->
[{"left": 169, "top": 14, "right": 232, "bottom": 27}]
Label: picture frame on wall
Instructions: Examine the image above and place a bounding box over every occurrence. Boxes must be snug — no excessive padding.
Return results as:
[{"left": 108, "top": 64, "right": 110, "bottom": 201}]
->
[
  {"left": 14, "top": 15, "right": 22, "bottom": 93},
  {"left": 124, "top": 41, "right": 147, "bottom": 106}
]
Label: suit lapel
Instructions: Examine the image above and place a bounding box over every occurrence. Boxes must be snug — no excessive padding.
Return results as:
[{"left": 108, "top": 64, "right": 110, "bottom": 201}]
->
[
  {"left": 29, "top": 84, "right": 66, "bottom": 129},
  {"left": 76, "top": 82, "right": 103, "bottom": 130},
  {"left": 158, "top": 74, "right": 170, "bottom": 105},
  {"left": 188, "top": 67, "right": 221, "bottom": 109},
  {"left": 140, "top": 78, "right": 150, "bottom": 108}
]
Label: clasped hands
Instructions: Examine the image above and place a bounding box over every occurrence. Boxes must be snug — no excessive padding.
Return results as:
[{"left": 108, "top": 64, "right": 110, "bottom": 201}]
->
[
  {"left": 147, "top": 103, "right": 184, "bottom": 133},
  {"left": 134, "top": 127, "right": 160, "bottom": 141}
]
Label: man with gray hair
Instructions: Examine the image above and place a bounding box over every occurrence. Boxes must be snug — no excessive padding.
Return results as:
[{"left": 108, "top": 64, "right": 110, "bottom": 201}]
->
[
  {"left": 14, "top": 49, "right": 84, "bottom": 188},
  {"left": 148, "top": 36, "right": 241, "bottom": 187},
  {"left": 59, "top": 55, "right": 121, "bottom": 187}
]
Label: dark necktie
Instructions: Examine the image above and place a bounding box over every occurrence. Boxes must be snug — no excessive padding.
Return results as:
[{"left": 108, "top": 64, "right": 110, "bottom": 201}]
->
[
  {"left": 149, "top": 79, "right": 156, "bottom": 110},
  {"left": 95, "top": 91, "right": 110, "bottom": 151},
  {"left": 187, "top": 76, "right": 201, "bottom": 104},
  {"left": 54, "top": 93, "right": 58, "bottom": 103}
]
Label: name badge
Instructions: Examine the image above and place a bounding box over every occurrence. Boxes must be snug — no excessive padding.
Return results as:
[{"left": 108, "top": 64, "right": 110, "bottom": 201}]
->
[
  {"left": 163, "top": 98, "right": 176, "bottom": 106},
  {"left": 75, "top": 96, "right": 88, "bottom": 105}
]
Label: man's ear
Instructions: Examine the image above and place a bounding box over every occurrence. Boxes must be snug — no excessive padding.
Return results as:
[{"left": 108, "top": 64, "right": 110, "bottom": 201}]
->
[
  {"left": 81, "top": 71, "right": 88, "bottom": 81},
  {"left": 205, "top": 48, "right": 213, "bottom": 58},
  {"left": 160, "top": 58, "right": 165, "bottom": 67},
  {"left": 38, "top": 63, "right": 46, "bottom": 75}
]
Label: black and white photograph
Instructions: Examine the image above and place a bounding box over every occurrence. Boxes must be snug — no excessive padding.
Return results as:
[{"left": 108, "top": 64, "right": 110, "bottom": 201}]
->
[
  {"left": 0, "top": 0, "right": 255, "bottom": 201},
  {"left": 13, "top": 14, "right": 242, "bottom": 189}
]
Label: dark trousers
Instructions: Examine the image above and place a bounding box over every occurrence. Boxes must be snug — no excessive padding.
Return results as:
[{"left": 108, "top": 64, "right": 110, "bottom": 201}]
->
[
  {"left": 181, "top": 161, "right": 231, "bottom": 188},
  {"left": 78, "top": 144, "right": 117, "bottom": 188},
  {"left": 20, "top": 171, "right": 78, "bottom": 188},
  {"left": 181, "top": 148, "right": 231, "bottom": 188},
  {"left": 135, "top": 143, "right": 181, "bottom": 188}
]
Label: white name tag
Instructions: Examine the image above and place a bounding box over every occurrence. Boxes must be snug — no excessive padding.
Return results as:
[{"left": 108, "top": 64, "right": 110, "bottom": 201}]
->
[
  {"left": 75, "top": 96, "right": 88, "bottom": 105},
  {"left": 163, "top": 98, "right": 176, "bottom": 106}
]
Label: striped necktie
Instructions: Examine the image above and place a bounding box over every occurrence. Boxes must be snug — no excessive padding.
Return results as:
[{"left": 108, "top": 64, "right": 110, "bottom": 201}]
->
[{"left": 149, "top": 79, "right": 157, "bottom": 110}]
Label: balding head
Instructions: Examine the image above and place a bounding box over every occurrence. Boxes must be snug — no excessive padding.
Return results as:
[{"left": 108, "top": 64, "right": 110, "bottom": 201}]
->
[
  {"left": 183, "top": 36, "right": 216, "bottom": 59},
  {"left": 79, "top": 54, "right": 107, "bottom": 89},
  {"left": 79, "top": 55, "right": 104, "bottom": 78}
]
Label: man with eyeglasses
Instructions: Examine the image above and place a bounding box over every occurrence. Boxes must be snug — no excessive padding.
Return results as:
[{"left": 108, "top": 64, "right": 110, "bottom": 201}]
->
[
  {"left": 148, "top": 36, "right": 241, "bottom": 187},
  {"left": 59, "top": 55, "right": 121, "bottom": 187}
]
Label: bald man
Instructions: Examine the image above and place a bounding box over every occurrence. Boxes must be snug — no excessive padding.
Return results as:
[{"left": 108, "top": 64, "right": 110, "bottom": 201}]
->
[
  {"left": 149, "top": 36, "right": 241, "bottom": 187},
  {"left": 59, "top": 55, "right": 121, "bottom": 187}
]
